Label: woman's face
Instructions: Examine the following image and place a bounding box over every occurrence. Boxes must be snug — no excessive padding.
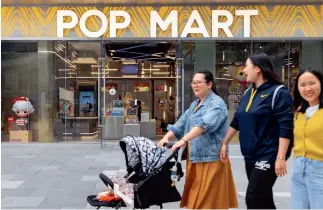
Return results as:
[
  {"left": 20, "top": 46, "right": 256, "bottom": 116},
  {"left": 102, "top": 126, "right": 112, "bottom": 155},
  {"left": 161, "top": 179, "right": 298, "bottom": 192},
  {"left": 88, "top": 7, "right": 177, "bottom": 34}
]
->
[
  {"left": 298, "top": 72, "right": 321, "bottom": 106},
  {"left": 191, "top": 73, "right": 212, "bottom": 98},
  {"left": 243, "top": 58, "right": 261, "bottom": 83}
]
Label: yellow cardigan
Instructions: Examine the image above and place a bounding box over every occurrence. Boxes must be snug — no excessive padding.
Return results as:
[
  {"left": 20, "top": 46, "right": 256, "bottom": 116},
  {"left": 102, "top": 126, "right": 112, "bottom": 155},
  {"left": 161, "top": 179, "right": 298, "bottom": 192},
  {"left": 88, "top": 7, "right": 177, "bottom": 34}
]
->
[{"left": 293, "top": 108, "right": 323, "bottom": 161}]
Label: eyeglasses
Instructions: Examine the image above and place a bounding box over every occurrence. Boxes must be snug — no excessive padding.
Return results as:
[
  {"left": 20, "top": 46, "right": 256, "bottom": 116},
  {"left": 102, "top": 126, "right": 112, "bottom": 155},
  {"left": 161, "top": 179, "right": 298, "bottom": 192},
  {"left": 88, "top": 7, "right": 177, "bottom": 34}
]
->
[{"left": 191, "top": 81, "right": 207, "bottom": 86}]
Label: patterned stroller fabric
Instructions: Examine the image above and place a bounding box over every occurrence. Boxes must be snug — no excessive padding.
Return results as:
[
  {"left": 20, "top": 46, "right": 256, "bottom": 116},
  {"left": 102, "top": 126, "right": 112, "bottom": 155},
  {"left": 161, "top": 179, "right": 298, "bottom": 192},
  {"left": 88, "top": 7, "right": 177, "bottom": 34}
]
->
[{"left": 121, "top": 135, "right": 167, "bottom": 174}]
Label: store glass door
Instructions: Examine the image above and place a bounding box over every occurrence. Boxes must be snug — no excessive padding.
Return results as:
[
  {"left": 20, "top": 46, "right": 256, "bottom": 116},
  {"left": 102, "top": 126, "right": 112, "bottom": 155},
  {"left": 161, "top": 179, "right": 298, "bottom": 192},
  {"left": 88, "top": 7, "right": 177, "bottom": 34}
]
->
[
  {"left": 97, "top": 57, "right": 113, "bottom": 146},
  {"left": 53, "top": 41, "right": 102, "bottom": 142},
  {"left": 55, "top": 40, "right": 76, "bottom": 141}
]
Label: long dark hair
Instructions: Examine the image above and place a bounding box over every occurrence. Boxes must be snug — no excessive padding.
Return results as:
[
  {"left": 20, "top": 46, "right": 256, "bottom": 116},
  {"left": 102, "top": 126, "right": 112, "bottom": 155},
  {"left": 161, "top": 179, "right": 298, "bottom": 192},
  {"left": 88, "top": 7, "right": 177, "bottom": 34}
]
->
[
  {"left": 248, "top": 52, "right": 283, "bottom": 85},
  {"left": 194, "top": 69, "right": 218, "bottom": 95},
  {"left": 293, "top": 67, "right": 323, "bottom": 113}
]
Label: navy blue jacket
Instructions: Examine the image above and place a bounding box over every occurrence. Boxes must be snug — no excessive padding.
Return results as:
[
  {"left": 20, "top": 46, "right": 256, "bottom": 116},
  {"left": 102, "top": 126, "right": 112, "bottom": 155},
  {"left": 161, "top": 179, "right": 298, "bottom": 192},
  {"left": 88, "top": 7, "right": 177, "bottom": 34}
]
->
[{"left": 230, "top": 82, "right": 294, "bottom": 163}]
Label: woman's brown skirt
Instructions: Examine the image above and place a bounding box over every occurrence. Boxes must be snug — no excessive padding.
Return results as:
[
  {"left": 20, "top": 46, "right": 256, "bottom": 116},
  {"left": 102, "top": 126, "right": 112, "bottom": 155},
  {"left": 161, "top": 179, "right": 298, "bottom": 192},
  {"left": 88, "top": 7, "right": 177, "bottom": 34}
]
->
[{"left": 180, "top": 146, "right": 238, "bottom": 209}]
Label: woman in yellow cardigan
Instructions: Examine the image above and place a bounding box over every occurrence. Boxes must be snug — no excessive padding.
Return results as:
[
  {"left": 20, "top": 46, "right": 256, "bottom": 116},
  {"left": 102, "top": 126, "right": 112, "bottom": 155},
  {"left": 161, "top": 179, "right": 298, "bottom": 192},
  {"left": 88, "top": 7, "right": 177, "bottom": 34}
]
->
[{"left": 291, "top": 67, "right": 323, "bottom": 209}]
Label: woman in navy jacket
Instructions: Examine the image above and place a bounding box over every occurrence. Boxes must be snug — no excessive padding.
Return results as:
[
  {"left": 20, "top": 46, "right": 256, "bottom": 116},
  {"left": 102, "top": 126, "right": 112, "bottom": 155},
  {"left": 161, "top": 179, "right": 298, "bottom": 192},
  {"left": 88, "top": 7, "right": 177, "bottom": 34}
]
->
[{"left": 220, "top": 52, "right": 294, "bottom": 209}]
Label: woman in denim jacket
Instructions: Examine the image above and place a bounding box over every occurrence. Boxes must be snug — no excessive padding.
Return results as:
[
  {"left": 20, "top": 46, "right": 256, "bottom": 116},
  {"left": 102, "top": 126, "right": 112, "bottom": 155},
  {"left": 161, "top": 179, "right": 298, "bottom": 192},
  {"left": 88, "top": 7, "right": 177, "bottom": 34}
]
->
[{"left": 158, "top": 70, "right": 238, "bottom": 209}]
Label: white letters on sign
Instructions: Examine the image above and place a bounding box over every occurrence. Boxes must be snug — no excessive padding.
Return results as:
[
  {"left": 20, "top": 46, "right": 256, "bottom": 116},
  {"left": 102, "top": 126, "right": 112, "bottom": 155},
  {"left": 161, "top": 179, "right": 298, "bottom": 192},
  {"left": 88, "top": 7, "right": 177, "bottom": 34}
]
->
[
  {"left": 56, "top": 9, "right": 259, "bottom": 38},
  {"left": 235, "top": 10, "right": 259, "bottom": 37},
  {"left": 180, "top": 10, "right": 210, "bottom": 37},
  {"left": 57, "top": 10, "right": 130, "bottom": 38},
  {"left": 80, "top": 10, "right": 108, "bottom": 38},
  {"left": 212, "top": 10, "right": 234, "bottom": 37},
  {"left": 150, "top": 10, "right": 178, "bottom": 37},
  {"left": 57, "top": 10, "right": 78, "bottom": 38},
  {"left": 110, "top": 11, "right": 131, "bottom": 38}
]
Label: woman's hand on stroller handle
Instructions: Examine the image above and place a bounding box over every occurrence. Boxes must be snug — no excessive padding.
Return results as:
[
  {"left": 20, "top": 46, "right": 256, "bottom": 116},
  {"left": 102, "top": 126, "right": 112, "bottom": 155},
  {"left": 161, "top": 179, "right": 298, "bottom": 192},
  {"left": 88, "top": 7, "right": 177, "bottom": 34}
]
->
[
  {"left": 157, "top": 137, "right": 169, "bottom": 147},
  {"left": 162, "top": 142, "right": 182, "bottom": 152},
  {"left": 158, "top": 136, "right": 183, "bottom": 151},
  {"left": 171, "top": 140, "right": 186, "bottom": 152},
  {"left": 162, "top": 142, "right": 175, "bottom": 149}
]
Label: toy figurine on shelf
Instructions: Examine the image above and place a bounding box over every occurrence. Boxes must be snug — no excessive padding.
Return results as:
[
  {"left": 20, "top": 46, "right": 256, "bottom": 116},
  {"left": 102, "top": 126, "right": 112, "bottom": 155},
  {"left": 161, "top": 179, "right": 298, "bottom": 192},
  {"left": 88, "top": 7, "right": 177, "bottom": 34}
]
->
[{"left": 12, "top": 97, "right": 34, "bottom": 130}]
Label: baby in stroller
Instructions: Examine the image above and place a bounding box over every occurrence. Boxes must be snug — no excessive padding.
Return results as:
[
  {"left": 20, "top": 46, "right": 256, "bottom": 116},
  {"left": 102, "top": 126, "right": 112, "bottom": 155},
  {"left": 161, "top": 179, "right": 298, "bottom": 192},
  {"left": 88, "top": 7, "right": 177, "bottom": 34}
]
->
[{"left": 87, "top": 135, "right": 184, "bottom": 209}]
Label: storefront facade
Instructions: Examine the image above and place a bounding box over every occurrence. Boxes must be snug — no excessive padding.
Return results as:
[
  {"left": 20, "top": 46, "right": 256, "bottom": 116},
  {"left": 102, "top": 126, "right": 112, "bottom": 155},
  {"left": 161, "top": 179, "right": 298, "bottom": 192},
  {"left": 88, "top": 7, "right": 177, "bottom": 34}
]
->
[{"left": 1, "top": 2, "right": 323, "bottom": 142}]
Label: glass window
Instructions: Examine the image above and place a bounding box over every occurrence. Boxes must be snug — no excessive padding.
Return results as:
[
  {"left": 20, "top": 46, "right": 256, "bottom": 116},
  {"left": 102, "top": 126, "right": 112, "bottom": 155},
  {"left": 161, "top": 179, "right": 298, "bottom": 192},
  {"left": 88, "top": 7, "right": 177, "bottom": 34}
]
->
[
  {"left": 1, "top": 42, "right": 42, "bottom": 142},
  {"left": 2, "top": 39, "right": 308, "bottom": 143},
  {"left": 252, "top": 41, "right": 301, "bottom": 93},
  {"left": 215, "top": 42, "right": 251, "bottom": 125}
]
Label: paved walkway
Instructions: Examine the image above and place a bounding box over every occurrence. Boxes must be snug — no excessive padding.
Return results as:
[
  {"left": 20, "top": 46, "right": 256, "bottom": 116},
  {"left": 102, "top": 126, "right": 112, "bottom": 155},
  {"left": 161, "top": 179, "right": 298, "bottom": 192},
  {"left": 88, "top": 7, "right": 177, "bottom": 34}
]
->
[{"left": 1, "top": 142, "right": 293, "bottom": 209}]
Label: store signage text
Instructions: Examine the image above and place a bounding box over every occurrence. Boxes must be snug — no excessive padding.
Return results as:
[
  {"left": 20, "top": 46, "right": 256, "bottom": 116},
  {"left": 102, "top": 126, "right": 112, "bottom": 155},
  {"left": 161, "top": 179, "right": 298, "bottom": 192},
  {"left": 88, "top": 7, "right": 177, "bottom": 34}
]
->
[{"left": 57, "top": 9, "right": 258, "bottom": 38}]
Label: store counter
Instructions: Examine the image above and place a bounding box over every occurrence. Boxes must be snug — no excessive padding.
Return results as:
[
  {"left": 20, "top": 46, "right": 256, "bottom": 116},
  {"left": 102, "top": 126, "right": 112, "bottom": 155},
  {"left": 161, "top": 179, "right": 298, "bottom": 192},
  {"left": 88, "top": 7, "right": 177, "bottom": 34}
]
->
[
  {"left": 102, "top": 116, "right": 157, "bottom": 140},
  {"left": 102, "top": 116, "right": 124, "bottom": 140}
]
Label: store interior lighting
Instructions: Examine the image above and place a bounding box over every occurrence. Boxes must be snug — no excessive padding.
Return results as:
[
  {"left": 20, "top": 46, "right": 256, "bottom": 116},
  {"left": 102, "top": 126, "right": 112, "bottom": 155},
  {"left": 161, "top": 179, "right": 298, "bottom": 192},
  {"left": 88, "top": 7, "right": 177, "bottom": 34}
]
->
[
  {"left": 152, "top": 72, "right": 171, "bottom": 75},
  {"left": 153, "top": 64, "right": 170, "bottom": 68}
]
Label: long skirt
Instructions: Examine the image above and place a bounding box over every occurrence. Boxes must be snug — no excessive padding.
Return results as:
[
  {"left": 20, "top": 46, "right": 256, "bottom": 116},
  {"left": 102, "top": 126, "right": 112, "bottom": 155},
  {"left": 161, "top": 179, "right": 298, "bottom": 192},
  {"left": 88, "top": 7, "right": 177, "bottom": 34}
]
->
[{"left": 180, "top": 145, "right": 238, "bottom": 209}]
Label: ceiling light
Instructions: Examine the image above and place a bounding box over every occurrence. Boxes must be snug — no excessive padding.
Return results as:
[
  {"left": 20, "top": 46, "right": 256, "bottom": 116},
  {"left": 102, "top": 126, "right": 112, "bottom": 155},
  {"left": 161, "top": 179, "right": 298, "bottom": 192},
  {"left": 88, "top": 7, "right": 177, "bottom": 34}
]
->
[
  {"left": 151, "top": 54, "right": 162, "bottom": 58},
  {"left": 73, "top": 57, "right": 97, "bottom": 64},
  {"left": 153, "top": 64, "right": 170, "bottom": 68},
  {"left": 123, "top": 60, "right": 137, "bottom": 64},
  {"left": 153, "top": 72, "right": 170, "bottom": 75},
  {"left": 142, "top": 68, "right": 160, "bottom": 71},
  {"left": 93, "top": 68, "right": 118, "bottom": 71},
  {"left": 91, "top": 72, "right": 109, "bottom": 75},
  {"left": 165, "top": 56, "right": 176, "bottom": 60}
]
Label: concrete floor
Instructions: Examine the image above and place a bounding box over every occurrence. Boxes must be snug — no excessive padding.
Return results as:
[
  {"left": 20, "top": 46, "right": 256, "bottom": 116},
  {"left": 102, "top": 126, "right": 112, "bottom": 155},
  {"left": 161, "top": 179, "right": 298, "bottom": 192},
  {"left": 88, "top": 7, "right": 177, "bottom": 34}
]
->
[{"left": 1, "top": 141, "right": 293, "bottom": 209}]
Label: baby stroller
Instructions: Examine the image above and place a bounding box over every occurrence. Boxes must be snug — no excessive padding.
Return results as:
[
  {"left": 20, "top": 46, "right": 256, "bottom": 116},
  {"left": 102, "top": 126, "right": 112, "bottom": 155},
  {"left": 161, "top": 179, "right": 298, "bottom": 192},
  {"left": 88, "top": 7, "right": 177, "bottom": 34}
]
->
[{"left": 87, "top": 135, "right": 184, "bottom": 209}]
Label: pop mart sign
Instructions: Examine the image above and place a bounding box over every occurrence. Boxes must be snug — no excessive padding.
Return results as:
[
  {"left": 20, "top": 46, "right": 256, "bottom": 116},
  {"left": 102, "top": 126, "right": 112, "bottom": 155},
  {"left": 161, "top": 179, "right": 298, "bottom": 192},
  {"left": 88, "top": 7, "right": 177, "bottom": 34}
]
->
[
  {"left": 57, "top": 9, "right": 258, "bottom": 38},
  {"left": 2, "top": 5, "right": 323, "bottom": 39}
]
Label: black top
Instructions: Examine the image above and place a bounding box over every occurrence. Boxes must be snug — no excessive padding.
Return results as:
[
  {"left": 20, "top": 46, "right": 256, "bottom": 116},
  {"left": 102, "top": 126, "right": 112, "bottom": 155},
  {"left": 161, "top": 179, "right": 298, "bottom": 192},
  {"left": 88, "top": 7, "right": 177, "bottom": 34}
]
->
[{"left": 230, "top": 82, "right": 294, "bottom": 163}]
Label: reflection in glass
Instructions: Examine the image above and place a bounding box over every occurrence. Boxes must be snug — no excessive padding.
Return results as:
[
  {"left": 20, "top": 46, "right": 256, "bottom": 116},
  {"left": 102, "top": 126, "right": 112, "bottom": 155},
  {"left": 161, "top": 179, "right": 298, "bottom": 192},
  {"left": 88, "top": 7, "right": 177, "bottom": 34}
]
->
[{"left": 215, "top": 42, "right": 250, "bottom": 125}]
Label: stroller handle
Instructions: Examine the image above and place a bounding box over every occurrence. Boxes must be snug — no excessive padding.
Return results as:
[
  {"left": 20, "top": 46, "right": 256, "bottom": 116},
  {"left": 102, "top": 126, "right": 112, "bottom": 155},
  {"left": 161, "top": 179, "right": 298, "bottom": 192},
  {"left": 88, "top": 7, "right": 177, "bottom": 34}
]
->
[
  {"left": 162, "top": 142, "right": 175, "bottom": 149},
  {"left": 162, "top": 142, "right": 180, "bottom": 153}
]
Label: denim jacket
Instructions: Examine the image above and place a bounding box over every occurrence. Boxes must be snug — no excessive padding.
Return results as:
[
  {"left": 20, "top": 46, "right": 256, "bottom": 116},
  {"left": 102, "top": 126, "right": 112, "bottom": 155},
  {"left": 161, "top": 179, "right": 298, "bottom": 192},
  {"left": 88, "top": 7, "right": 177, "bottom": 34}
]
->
[{"left": 167, "top": 91, "right": 228, "bottom": 163}]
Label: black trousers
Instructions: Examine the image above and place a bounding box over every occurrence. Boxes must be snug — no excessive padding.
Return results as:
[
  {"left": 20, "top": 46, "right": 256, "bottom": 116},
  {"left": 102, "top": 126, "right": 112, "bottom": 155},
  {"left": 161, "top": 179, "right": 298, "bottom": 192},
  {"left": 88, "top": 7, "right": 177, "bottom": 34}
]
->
[{"left": 245, "top": 161, "right": 277, "bottom": 209}]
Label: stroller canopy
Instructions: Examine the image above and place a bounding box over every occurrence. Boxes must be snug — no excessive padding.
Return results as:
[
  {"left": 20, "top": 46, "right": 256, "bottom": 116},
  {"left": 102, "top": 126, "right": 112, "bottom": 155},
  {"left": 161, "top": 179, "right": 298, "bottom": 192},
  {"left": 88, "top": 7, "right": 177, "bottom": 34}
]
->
[{"left": 120, "top": 136, "right": 167, "bottom": 175}]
